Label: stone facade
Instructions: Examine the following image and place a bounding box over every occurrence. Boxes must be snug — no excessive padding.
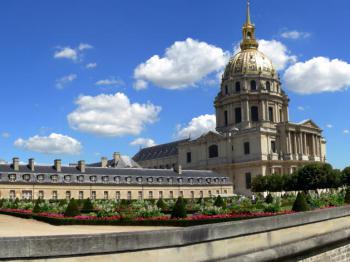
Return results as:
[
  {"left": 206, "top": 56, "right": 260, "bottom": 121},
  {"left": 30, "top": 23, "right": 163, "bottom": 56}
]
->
[{"left": 133, "top": 2, "right": 326, "bottom": 196}]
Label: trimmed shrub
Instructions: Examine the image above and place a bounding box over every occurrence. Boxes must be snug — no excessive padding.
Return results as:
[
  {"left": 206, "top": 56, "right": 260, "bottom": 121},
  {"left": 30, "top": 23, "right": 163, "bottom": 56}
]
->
[
  {"left": 81, "top": 198, "right": 94, "bottom": 212},
  {"left": 171, "top": 197, "right": 187, "bottom": 219},
  {"left": 64, "top": 198, "right": 81, "bottom": 217},
  {"left": 156, "top": 198, "right": 166, "bottom": 211},
  {"left": 345, "top": 188, "right": 350, "bottom": 204},
  {"left": 292, "top": 192, "right": 310, "bottom": 212},
  {"left": 32, "top": 199, "right": 42, "bottom": 214},
  {"left": 214, "top": 195, "right": 225, "bottom": 208},
  {"left": 265, "top": 193, "right": 273, "bottom": 204}
]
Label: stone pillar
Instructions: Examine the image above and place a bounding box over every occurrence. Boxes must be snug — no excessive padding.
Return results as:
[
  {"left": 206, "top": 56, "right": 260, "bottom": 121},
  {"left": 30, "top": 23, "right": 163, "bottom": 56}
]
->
[{"left": 260, "top": 100, "right": 266, "bottom": 121}]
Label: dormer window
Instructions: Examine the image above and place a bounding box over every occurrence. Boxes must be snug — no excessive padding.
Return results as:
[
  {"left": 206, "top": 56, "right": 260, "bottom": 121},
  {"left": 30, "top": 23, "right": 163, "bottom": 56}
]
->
[
  {"left": 23, "top": 174, "right": 31, "bottom": 182},
  {"left": 147, "top": 177, "right": 153, "bottom": 183},
  {"left": 37, "top": 174, "right": 44, "bottom": 182},
  {"left": 114, "top": 176, "right": 120, "bottom": 183},
  {"left": 168, "top": 178, "right": 173, "bottom": 184},
  {"left": 90, "top": 176, "right": 97, "bottom": 182},
  {"left": 157, "top": 177, "right": 163, "bottom": 183},
  {"left": 126, "top": 177, "right": 132, "bottom": 183},
  {"left": 77, "top": 175, "right": 84, "bottom": 182},
  {"left": 206, "top": 178, "right": 212, "bottom": 184},
  {"left": 64, "top": 175, "right": 71, "bottom": 182},
  {"left": 178, "top": 178, "right": 183, "bottom": 184},
  {"left": 51, "top": 175, "right": 58, "bottom": 182},
  {"left": 136, "top": 177, "right": 142, "bottom": 183},
  {"left": 102, "top": 176, "right": 109, "bottom": 182},
  {"left": 9, "top": 174, "right": 16, "bottom": 182}
]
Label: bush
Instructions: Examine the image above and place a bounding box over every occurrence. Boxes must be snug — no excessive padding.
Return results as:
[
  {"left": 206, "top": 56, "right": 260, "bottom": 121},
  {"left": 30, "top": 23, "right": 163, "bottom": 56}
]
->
[
  {"left": 214, "top": 195, "right": 225, "bottom": 208},
  {"left": 171, "top": 197, "right": 187, "bottom": 219},
  {"left": 252, "top": 175, "right": 267, "bottom": 192},
  {"left": 345, "top": 188, "right": 350, "bottom": 204},
  {"left": 156, "top": 198, "right": 167, "bottom": 210},
  {"left": 81, "top": 198, "right": 94, "bottom": 212},
  {"left": 64, "top": 198, "right": 81, "bottom": 217},
  {"left": 292, "top": 193, "right": 310, "bottom": 212},
  {"left": 265, "top": 193, "right": 273, "bottom": 204},
  {"left": 263, "top": 203, "right": 281, "bottom": 213},
  {"left": 32, "top": 199, "right": 42, "bottom": 213}
]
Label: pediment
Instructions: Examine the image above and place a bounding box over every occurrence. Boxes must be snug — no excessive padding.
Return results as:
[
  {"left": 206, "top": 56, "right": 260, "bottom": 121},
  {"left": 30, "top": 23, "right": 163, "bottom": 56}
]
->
[
  {"left": 298, "top": 119, "right": 321, "bottom": 130},
  {"left": 193, "top": 131, "right": 224, "bottom": 143}
]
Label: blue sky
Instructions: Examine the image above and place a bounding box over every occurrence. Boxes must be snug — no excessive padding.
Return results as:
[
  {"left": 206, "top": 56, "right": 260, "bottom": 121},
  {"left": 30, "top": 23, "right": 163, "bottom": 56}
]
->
[{"left": 0, "top": 0, "right": 350, "bottom": 169}]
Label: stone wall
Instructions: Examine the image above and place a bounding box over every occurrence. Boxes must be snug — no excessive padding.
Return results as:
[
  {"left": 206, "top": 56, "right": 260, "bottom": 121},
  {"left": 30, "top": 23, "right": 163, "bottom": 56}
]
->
[
  {"left": 1, "top": 206, "right": 350, "bottom": 261},
  {"left": 297, "top": 242, "right": 350, "bottom": 262}
]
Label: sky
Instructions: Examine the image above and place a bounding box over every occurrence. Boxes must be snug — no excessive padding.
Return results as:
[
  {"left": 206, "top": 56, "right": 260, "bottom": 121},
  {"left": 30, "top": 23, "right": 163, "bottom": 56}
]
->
[{"left": 0, "top": 0, "right": 350, "bottom": 169}]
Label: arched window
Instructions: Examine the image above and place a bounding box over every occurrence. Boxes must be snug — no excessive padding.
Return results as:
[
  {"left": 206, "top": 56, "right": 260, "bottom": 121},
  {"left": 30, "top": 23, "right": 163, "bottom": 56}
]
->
[
  {"left": 224, "top": 85, "right": 228, "bottom": 95},
  {"left": 250, "top": 80, "right": 257, "bottom": 91},
  {"left": 266, "top": 81, "right": 271, "bottom": 91},
  {"left": 235, "top": 82, "right": 241, "bottom": 92},
  {"left": 224, "top": 110, "right": 228, "bottom": 126},
  {"left": 251, "top": 106, "right": 259, "bottom": 122},
  {"left": 235, "top": 107, "right": 242, "bottom": 124},
  {"left": 208, "top": 145, "right": 219, "bottom": 158},
  {"left": 247, "top": 32, "right": 252, "bottom": 39}
]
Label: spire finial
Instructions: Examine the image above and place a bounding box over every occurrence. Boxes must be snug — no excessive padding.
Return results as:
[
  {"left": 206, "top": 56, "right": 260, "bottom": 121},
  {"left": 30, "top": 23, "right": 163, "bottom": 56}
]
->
[{"left": 246, "top": 0, "right": 251, "bottom": 25}]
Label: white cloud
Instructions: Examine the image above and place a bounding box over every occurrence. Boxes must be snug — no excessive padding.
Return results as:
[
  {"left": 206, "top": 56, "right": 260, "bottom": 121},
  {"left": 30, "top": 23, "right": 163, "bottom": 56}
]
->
[
  {"left": 67, "top": 92, "right": 161, "bottom": 137},
  {"left": 56, "top": 74, "right": 77, "bottom": 90},
  {"left": 344, "top": 130, "right": 349, "bottom": 134},
  {"left": 326, "top": 124, "right": 333, "bottom": 129},
  {"left": 284, "top": 57, "right": 350, "bottom": 94},
  {"left": 86, "top": 63, "right": 97, "bottom": 69},
  {"left": 54, "top": 43, "right": 93, "bottom": 61},
  {"left": 134, "top": 38, "right": 230, "bottom": 90},
  {"left": 258, "top": 39, "right": 297, "bottom": 70},
  {"left": 1, "top": 132, "right": 10, "bottom": 138},
  {"left": 130, "top": 138, "right": 156, "bottom": 148},
  {"left": 14, "top": 133, "right": 82, "bottom": 155},
  {"left": 281, "top": 30, "right": 311, "bottom": 40},
  {"left": 297, "top": 106, "right": 305, "bottom": 111},
  {"left": 176, "top": 114, "right": 216, "bottom": 139},
  {"left": 95, "top": 77, "right": 124, "bottom": 87}
]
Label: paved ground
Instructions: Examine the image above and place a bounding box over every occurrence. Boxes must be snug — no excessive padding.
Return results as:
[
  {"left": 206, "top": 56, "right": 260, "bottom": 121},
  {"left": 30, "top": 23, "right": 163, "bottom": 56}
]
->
[{"left": 0, "top": 215, "right": 173, "bottom": 237}]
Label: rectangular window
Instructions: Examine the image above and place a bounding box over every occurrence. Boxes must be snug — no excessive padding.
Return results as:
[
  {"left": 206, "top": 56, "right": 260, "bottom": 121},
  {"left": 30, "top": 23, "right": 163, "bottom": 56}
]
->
[
  {"left": 269, "top": 107, "right": 274, "bottom": 122},
  {"left": 208, "top": 190, "right": 212, "bottom": 198},
  {"left": 216, "top": 190, "right": 220, "bottom": 195},
  {"left": 200, "top": 191, "right": 203, "bottom": 198},
  {"left": 271, "top": 141, "right": 277, "bottom": 153},
  {"left": 38, "top": 190, "right": 44, "bottom": 199},
  {"left": 9, "top": 190, "right": 15, "bottom": 200},
  {"left": 149, "top": 191, "right": 153, "bottom": 199},
  {"left": 235, "top": 108, "right": 242, "bottom": 124},
  {"left": 104, "top": 191, "right": 109, "bottom": 200},
  {"left": 169, "top": 191, "right": 174, "bottom": 199},
  {"left": 116, "top": 191, "right": 120, "bottom": 200},
  {"left": 179, "top": 191, "right": 183, "bottom": 198},
  {"left": 224, "top": 110, "right": 228, "bottom": 126},
  {"left": 186, "top": 152, "right": 192, "bottom": 163},
  {"left": 159, "top": 191, "right": 163, "bottom": 199},
  {"left": 190, "top": 191, "right": 194, "bottom": 199},
  {"left": 244, "top": 142, "right": 250, "bottom": 155},
  {"left": 138, "top": 191, "right": 143, "bottom": 200},
  {"left": 245, "top": 173, "right": 252, "bottom": 189},
  {"left": 91, "top": 191, "right": 96, "bottom": 200},
  {"left": 251, "top": 106, "right": 259, "bottom": 122},
  {"left": 52, "top": 191, "right": 58, "bottom": 200},
  {"left": 224, "top": 190, "right": 228, "bottom": 194},
  {"left": 127, "top": 191, "right": 132, "bottom": 200},
  {"left": 22, "top": 190, "right": 32, "bottom": 200},
  {"left": 79, "top": 191, "right": 84, "bottom": 200},
  {"left": 66, "top": 191, "right": 71, "bottom": 200}
]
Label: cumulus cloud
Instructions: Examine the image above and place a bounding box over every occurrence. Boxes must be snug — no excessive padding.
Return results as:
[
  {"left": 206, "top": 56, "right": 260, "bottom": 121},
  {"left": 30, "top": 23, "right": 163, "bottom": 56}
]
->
[
  {"left": 297, "top": 106, "right": 305, "bottom": 111},
  {"left": 67, "top": 92, "right": 161, "bottom": 137},
  {"left": 14, "top": 133, "right": 82, "bottom": 155},
  {"left": 344, "top": 130, "right": 349, "bottom": 134},
  {"left": 95, "top": 77, "right": 124, "bottom": 87},
  {"left": 56, "top": 74, "right": 77, "bottom": 90},
  {"left": 130, "top": 138, "right": 156, "bottom": 148},
  {"left": 1, "top": 132, "right": 10, "bottom": 138},
  {"left": 176, "top": 114, "right": 216, "bottom": 139},
  {"left": 258, "top": 39, "right": 297, "bottom": 70},
  {"left": 134, "top": 38, "right": 230, "bottom": 90},
  {"left": 284, "top": 57, "right": 350, "bottom": 94},
  {"left": 54, "top": 43, "right": 93, "bottom": 61},
  {"left": 326, "top": 124, "right": 333, "bottom": 129},
  {"left": 281, "top": 30, "right": 311, "bottom": 40},
  {"left": 86, "top": 63, "right": 97, "bottom": 69}
]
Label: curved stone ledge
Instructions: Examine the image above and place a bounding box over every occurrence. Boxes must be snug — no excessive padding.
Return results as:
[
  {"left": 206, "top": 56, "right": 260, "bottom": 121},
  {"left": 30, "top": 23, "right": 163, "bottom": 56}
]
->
[{"left": 1, "top": 206, "right": 350, "bottom": 261}]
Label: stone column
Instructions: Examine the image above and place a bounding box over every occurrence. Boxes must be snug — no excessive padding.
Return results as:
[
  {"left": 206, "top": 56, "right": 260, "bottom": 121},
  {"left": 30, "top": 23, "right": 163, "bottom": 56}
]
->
[
  {"left": 260, "top": 100, "right": 266, "bottom": 121},
  {"left": 287, "top": 131, "right": 291, "bottom": 154}
]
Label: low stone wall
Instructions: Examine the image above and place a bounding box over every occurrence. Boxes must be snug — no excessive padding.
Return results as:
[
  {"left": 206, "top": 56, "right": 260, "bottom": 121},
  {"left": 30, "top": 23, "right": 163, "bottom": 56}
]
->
[{"left": 2, "top": 206, "right": 350, "bottom": 262}]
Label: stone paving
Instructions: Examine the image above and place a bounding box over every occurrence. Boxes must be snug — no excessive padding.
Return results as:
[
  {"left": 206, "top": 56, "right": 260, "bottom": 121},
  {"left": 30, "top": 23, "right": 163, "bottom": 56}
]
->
[{"left": 0, "top": 215, "right": 173, "bottom": 237}]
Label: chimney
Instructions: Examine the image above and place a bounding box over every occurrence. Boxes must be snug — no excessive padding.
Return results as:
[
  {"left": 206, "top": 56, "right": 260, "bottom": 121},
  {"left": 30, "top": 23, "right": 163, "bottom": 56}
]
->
[
  {"left": 28, "top": 158, "right": 35, "bottom": 171},
  {"left": 174, "top": 164, "right": 182, "bottom": 175},
  {"left": 12, "top": 157, "right": 19, "bottom": 171},
  {"left": 54, "top": 159, "right": 62, "bottom": 172},
  {"left": 101, "top": 157, "right": 108, "bottom": 168},
  {"left": 113, "top": 152, "right": 121, "bottom": 167},
  {"left": 78, "top": 160, "right": 86, "bottom": 173}
]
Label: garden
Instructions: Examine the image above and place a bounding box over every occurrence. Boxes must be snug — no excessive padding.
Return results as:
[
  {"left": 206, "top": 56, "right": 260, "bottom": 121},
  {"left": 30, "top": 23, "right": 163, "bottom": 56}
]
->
[{"left": 0, "top": 163, "right": 350, "bottom": 227}]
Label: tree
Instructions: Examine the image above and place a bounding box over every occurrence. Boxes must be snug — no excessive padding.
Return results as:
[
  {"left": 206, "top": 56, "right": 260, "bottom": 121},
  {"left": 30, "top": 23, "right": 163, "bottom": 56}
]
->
[
  {"left": 171, "top": 197, "right": 187, "bottom": 219},
  {"left": 214, "top": 195, "right": 225, "bottom": 208},
  {"left": 82, "top": 198, "right": 94, "bottom": 212},
  {"left": 266, "top": 173, "right": 284, "bottom": 192},
  {"left": 342, "top": 166, "right": 350, "bottom": 186},
  {"left": 345, "top": 187, "right": 350, "bottom": 204},
  {"left": 156, "top": 198, "right": 167, "bottom": 211},
  {"left": 296, "top": 163, "right": 333, "bottom": 191},
  {"left": 282, "top": 173, "right": 298, "bottom": 192},
  {"left": 326, "top": 169, "right": 343, "bottom": 189},
  {"left": 32, "top": 199, "right": 42, "bottom": 214},
  {"left": 265, "top": 193, "right": 274, "bottom": 204},
  {"left": 292, "top": 192, "right": 310, "bottom": 212},
  {"left": 64, "top": 198, "right": 81, "bottom": 217},
  {"left": 251, "top": 175, "right": 267, "bottom": 192}
]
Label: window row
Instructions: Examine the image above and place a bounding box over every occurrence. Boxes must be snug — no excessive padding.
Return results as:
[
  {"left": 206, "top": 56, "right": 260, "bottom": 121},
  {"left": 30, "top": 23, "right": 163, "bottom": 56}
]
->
[
  {"left": 223, "top": 80, "right": 278, "bottom": 95},
  {"left": 223, "top": 106, "right": 277, "bottom": 126}
]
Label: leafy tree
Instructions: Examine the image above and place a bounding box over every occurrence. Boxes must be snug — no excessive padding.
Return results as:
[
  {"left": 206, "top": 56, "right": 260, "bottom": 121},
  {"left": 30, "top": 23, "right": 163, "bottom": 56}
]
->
[
  {"left": 345, "top": 187, "right": 350, "bottom": 204},
  {"left": 82, "top": 198, "right": 94, "bottom": 212},
  {"left": 156, "top": 198, "right": 167, "bottom": 210},
  {"left": 265, "top": 193, "right": 274, "bottom": 204},
  {"left": 282, "top": 173, "right": 298, "bottom": 192},
  {"left": 342, "top": 166, "right": 350, "bottom": 186},
  {"left": 32, "top": 199, "right": 43, "bottom": 213},
  {"left": 252, "top": 175, "right": 267, "bottom": 192},
  {"left": 297, "top": 163, "right": 333, "bottom": 191},
  {"left": 214, "top": 195, "right": 225, "bottom": 208},
  {"left": 327, "top": 169, "right": 343, "bottom": 189},
  {"left": 64, "top": 198, "right": 81, "bottom": 217},
  {"left": 266, "top": 173, "right": 284, "bottom": 192},
  {"left": 292, "top": 192, "right": 310, "bottom": 212},
  {"left": 171, "top": 197, "right": 187, "bottom": 219}
]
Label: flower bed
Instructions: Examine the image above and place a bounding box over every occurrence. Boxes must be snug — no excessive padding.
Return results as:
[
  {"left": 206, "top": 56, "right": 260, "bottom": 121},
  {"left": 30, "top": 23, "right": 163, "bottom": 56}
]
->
[{"left": 0, "top": 208, "right": 294, "bottom": 227}]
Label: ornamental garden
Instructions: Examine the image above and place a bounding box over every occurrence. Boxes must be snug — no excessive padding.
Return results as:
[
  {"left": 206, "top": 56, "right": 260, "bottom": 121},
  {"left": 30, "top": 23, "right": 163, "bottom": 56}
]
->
[{"left": 1, "top": 163, "right": 350, "bottom": 227}]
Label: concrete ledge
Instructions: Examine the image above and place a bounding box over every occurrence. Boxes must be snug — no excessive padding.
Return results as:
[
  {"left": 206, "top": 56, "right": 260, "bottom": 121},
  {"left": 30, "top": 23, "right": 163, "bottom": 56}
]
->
[{"left": 1, "top": 206, "right": 350, "bottom": 261}]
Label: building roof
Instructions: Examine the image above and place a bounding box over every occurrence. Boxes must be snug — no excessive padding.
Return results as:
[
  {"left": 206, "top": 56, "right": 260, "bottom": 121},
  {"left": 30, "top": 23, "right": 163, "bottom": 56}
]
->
[
  {"left": 88, "top": 155, "right": 141, "bottom": 168},
  {"left": 132, "top": 139, "right": 189, "bottom": 162}
]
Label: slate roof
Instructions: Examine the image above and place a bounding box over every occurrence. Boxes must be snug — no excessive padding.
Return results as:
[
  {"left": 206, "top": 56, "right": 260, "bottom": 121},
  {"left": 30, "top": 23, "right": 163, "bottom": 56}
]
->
[
  {"left": 132, "top": 139, "right": 189, "bottom": 162},
  {"left": 0, "top": 164, "right": 232, "bottom": 186},
  {"left": 87, "top": 156, "right": 141, "bottom": 168}
]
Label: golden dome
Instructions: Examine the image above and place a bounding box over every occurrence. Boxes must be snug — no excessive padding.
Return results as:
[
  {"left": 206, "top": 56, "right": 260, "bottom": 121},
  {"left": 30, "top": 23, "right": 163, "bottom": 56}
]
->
[{"left": 223, "top": 49, "right": 276, "bottom": 78}]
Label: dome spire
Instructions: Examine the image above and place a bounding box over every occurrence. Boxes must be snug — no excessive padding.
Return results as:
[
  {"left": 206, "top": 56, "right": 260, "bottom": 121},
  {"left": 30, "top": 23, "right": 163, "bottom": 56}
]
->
[{"left": 240, "top": 0, "right": 259, "bottom": 50}]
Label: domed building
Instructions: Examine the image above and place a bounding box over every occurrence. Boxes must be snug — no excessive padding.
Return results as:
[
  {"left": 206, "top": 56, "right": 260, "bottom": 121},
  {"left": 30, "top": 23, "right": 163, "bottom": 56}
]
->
[{"left": 133, "top": 1, "right": 326, "bottom": 195}]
